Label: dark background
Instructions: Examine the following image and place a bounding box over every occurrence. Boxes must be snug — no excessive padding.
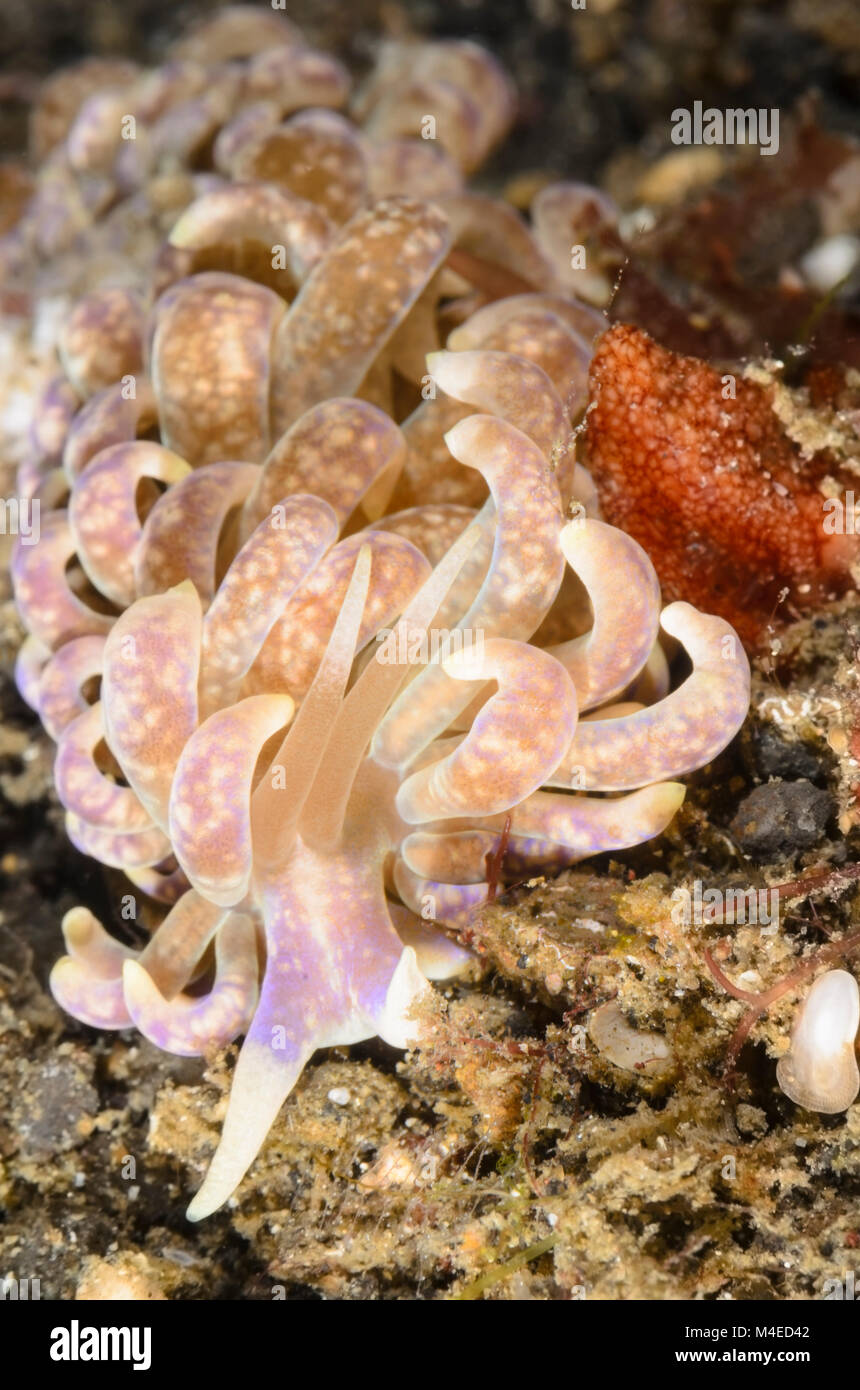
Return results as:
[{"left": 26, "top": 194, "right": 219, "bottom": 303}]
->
[{"left": 0, "top": 0, "right": 858, "bottom": 185}]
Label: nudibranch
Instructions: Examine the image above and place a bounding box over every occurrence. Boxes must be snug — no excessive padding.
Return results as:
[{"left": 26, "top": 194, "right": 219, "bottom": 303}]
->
[
  {"left": 12, "top": 341, "right": 749, "bottom": 1215},
  {"left": 7, "top": 16, "right": 752, "bottom": 1220}
]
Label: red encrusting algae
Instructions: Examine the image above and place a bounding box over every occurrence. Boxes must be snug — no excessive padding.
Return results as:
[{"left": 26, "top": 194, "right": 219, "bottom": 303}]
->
[{"left": 584, "top": 324, "right": 858, "bottom": 648}]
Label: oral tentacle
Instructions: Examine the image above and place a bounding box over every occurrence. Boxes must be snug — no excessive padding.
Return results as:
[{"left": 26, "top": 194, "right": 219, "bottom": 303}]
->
[
  {"left": 301, "top": 521, "right": 482, "bottom": 851},
  {"left": 49, "top": 891, "right": 230, "bottom": 1038},
  {"left": 423, "top": 502, "right": 495, "bottom": 633},
  {"left": 136, "top": 890, "right": 228, "bottom": 996},
  {"left": 252, "top": 543, "right": 373, "bottom": 871},
  {"left": 244, "top": 530, "right": 429, "bottom": 702},
  {"left": 363, "top": 503, "right": 493, "bottom": 635}
]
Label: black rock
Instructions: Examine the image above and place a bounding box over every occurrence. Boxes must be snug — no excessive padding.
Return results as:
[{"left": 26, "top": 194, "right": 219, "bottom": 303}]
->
[
  {"left": 751, "top": 726, "right": 827, "bottom": 783},
  {"left": 729, "top": 779, "right": 834, "bottom": 859}
]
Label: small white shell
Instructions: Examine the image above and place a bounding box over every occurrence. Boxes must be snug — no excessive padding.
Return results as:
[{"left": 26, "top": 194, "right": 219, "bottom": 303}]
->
[
  {"left": 588, "top": 1000, "right": 673, "bottom": 1075},
  {"left": 776, "top": 969, "right": 860, "bottom": 1114},
  {"left": 799, "top": 234, "right": 860, "bottom": 294}
]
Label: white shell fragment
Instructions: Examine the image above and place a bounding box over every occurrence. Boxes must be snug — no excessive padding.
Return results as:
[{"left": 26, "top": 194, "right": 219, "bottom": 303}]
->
[
  {"left": 776, "top": 970, "right": 860, "bottom": 1115},
  {"left": 588, "top": 1001, "right": 673, "bottom": 1075},
  {"left": 799, "top": 234, "right": 860, "bottom": 294}
]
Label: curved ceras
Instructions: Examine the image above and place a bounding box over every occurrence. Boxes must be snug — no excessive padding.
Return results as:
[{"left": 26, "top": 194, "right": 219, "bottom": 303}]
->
[
  {"left": 27, "top": 8, "right": 353, "bottom": 231},
  {"left": 18, "top": 390, "right": 430, "bottom": 798},
  {"left": 43, "top": 448, "right": 437, "bottom": 1003},
  {"left": 375, "top": 360, "right": 747, "bottom": 928},
  {"left": 546, "top": 599, "right": 751, "bottom": 792},
  {"left": 393, "top": 299, "right": 596, "bottom": 511},
  {"left": 13, "top": 191, "right": 460, "bottom": 715},
  {"left": 14, "top": 182, "right": 587, "bottom": 711},
  {"left": 23, "top": 9, "right": 511, "bottom": 275},
  {"left": 15, "top": 160, "right": 598, "bottom": 521}
]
